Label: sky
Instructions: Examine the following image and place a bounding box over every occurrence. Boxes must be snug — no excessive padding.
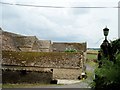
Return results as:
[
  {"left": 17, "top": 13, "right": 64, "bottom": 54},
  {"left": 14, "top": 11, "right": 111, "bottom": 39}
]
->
[{"left": 0, "top": 0, "right": 119, "bottom": 48}]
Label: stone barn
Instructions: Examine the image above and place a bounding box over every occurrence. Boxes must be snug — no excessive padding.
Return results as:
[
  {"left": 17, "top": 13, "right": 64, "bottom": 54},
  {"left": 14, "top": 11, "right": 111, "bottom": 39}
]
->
[
  {"left": 1, "top": 28, "right": 87, "bottom": 84},
  {"left": 2, "top": 51, "right": 85, "bottom": 82}
]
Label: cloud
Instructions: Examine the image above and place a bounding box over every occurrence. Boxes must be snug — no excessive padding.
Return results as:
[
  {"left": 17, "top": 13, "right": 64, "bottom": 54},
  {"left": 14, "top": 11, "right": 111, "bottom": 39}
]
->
[
  {"left": 0, "top": 0, "right": 119, "bottom": 48},
  {"left": 69, "top": 2, "right": 90, "bottom": 15}
]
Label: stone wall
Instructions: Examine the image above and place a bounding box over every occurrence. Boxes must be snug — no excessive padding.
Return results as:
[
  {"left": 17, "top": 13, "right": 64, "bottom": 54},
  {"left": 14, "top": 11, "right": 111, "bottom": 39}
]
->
[
  {"left": 2, "top": 51, "right": 84, "bottom": 69},
  {"left": 1, "top": 30, "right": 87, "bottom": 52},
  {"left": 13, "top": 36, "right": 37, "bottom": 50},
  {"left": 1, "top": 30, "right": 52, "bottom": 52},
  {"left": 36, "top": 40, "right": 52, "bottom": 52},
  {"left": 2, "top": 66, "right": 82, "bottom": 80},
  {"left": 52, "top": 68, "right": 81, "bottom": 80},
  {"left": 2, "top": 68, "right": 52, "bottom": 84},
  {"left": 1, "top": 29, "right": 87, "bottom": 81},
  {"left": 2, "top": 51, "right": 84, "bottom": 80},
  {"left": 1, "top": 31, "right": 20, "bottom": 51},
  {"left": 52, "top": 42, "right": 87, "bottom": 52}
]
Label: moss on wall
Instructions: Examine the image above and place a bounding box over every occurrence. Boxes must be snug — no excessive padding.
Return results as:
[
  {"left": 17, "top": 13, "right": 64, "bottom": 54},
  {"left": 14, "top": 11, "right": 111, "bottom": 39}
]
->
[{"left": 2, "top": 51, "right": 83, "bottom": 68}]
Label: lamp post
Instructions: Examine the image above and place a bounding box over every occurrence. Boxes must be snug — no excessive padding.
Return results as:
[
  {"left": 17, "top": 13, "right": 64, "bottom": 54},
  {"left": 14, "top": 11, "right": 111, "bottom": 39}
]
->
[
  {"left": 101, "top": 26, "right": 111, "bottom": 58},
  {"left": 103, "top": 26, "right": 109, "bottom": 40},
  {"left": 98, "top": 26, "right": 111, "bottom": 68}
]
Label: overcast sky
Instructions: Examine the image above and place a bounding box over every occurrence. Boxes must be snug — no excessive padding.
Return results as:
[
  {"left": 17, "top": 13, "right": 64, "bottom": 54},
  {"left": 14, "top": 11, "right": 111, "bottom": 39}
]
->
[{"left": 0, "top": 0, "right": 119, "bottom": 48}]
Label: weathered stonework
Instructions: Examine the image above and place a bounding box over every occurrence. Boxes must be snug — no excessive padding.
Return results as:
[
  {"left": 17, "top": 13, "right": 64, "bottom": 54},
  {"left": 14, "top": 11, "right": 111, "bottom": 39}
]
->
[
  {"left": 2, "top": 51, "right": 84, "bottom": 80},
  {"left": 1, "top": 30, "right": 86, "bottom": 52},
  {"left": 52, "top": 68, "right": 82, "bottom": 80},
  {"left": 2, "top": 51, "right": 83, "bottom": 68},
  {"left": 52, "top": 42, "right": 87, "bottom": 52},
  {"left": 2, "top": 68, "right": 52, "bottom": 84},
  {"left": 1, "top": 30, "right": 52, "bottom": 52},
  {"left": 1, "top": 29, "right": 87, "bottom": 83}
]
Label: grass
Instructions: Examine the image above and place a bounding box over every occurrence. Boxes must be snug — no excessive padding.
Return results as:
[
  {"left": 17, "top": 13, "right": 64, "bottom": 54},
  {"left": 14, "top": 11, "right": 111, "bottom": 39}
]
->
[
  {"left": 2, "top": 83, "right": 63, "bottom": 88},
  {"left": 87, "top": 50, "right": 98, "bottom": 54},
  {"left": 86, "top": 60, "right": 98, "bottom": 67},
  {"left": 86, "top": 54, "right": 97, "bottom": 60},
  {"left": 84, "top": 50, "right": 98, "bottom": 84},
  {"left": 86, "top": 50, "right": 98, "bottom": 68}
]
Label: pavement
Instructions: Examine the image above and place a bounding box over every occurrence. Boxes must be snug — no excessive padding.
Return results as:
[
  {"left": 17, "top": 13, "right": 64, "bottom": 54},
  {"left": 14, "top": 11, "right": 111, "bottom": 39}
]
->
[{"left": 57, "top": 79, "right": 82, "bottom": 85}]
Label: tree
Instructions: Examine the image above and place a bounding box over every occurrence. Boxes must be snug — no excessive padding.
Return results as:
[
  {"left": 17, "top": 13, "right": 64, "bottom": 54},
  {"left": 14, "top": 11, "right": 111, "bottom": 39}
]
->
[{"left": 91, "top": 39, "right": 120, "bottom": 90}]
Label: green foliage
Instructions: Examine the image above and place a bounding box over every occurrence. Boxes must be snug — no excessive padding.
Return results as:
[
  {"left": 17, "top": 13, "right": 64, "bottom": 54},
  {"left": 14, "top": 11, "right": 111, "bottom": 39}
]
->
[
  {"left": 111, "top": 38, "right": 120, "bottom": 55},
  {"left": 65, "top": 49, "right": 77, "bottom": 52},
  {"left": 92, "top": 39, "right": 120, "bottom": 89}
]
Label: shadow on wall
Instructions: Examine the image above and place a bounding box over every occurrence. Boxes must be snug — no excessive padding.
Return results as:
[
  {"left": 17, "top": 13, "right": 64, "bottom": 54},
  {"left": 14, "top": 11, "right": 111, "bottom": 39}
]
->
[{"left": 2, "top": 69, "right": 53, "bottom": 84}]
